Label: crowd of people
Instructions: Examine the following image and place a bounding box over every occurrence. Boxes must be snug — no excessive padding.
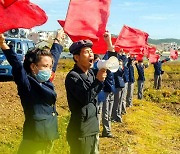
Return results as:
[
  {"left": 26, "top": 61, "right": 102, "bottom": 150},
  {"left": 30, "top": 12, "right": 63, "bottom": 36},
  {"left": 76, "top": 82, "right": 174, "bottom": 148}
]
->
[{"left": 0, "top": 29, "right": 170, "bottom": 154}]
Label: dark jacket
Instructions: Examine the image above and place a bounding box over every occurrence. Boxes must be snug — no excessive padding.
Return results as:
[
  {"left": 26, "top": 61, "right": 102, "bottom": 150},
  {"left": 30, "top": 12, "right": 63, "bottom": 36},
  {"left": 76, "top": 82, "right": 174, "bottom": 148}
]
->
[
  {"left": 153, "top": 58, "right": 170, "bottom": 75},
  {"left": 127, "top": 57, "right": 135, "bottom": 83},
  {"left": 114, "top": 67, "right": 125, "bottom": 88},
  {"left": 121, "top": 55, "right": 129, "bottom": 83},
  {"left": 3, "top": 43, "right": 63, "bottom": 141},
  {"left": 65, "top": 65, "right": 103, "bottom": 138},
  {"left": 102, "top": 51, "right": 116, "bottom": 93},
  {"left": 135, "top": 63, "right": 145, "bottom": 81}
]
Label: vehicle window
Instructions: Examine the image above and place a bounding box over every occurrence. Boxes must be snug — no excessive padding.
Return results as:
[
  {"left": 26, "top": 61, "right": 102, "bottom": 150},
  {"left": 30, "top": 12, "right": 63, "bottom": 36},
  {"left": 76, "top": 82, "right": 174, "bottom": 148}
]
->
[
  {"left": 17, "top": 42, "right": 21, "bottom": 49},
  {"left": 17, "top": 49, "right": 23, "bottom": 54},
  {"left": 23, "top": 42, "right": 29, "bottom": 54},
  {"left": 28, "top": 42, "right": 35, "bottom": 49},
  {"left": 6, "top": 40, "right": 15, "bottom": 48},
  {"left": 16, "top": 42, "right": 22, "bottom": 54}
]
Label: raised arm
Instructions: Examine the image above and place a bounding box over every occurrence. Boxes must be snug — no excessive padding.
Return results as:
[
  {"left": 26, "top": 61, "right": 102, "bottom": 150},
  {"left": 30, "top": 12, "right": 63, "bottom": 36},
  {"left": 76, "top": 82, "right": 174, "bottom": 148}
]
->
[
  {"left": 161, "top": 57, "right": 170, "bottom": 64},
  {"left": 0, "top": 34, "right": 31, "bottom": 93},
  {"left": 0, "top": 34, "right": 10, "bottom": 50},
  {"left": 103, "top": 31, "right": 114, "bottom": 52},
  {"left": 49, "top": 29, "right": 65, "bottom": 81},
  {"left": 51, "top": 29, "right": 65, "bottom": 72}
]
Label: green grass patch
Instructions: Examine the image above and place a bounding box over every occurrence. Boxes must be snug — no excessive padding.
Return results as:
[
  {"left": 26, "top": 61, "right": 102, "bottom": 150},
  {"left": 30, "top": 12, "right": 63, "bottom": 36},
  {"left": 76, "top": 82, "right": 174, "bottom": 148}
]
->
[
  {"left": 52, "top": 115, "right": 70, "bottom": 154},
  {"left": 122, "top": 99, "right": 180, "bottom": 154}
]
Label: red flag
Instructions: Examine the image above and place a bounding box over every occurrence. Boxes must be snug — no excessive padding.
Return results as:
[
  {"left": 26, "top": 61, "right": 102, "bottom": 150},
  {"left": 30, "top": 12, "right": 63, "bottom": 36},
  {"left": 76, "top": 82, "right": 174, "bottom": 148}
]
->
[
  {"left": 1, "top": 0, "right": 17, "bottom": 8},
  {"left": 63, "top": 0, "right": 111, "bottom": 42},
  {"left": 115, "top": 25, "right": 149, "bottom": 52},
  {"left": 111, "top": 36, "right": 117, "bottom": 45},
  {"left": 143, "top": 45, "right": 156, "bottom": 57},
  {"left": 92, "top": 35, "right": 107, "bottom": 54},
  {"left": 148, "top": 54, "right": 160, "bottom": 63},
  {"left": 170, "top": 49, "right": 178, "bottom": 60},
  {"left": 129, "top": 48, "right": 143, "bottom": 55},
  {"left": 92, "top": 35, "right": 117, "bottom": 54},
  {"left": 135, "top": 54, "right": 144, "bottom": 61},
  {"left": 0, "top": 0, "right": 47, "bottom": 33},
  {"left": 58, "top": 21, "right": 116, "bottom": 54},
  {"left": 57, "top": 20, "right": 65, "bottom": 28}
]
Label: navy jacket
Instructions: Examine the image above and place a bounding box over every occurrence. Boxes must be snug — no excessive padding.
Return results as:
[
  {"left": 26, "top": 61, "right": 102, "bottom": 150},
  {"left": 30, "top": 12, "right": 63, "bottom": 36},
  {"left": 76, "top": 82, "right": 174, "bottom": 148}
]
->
[
  {"left": 102, "top": 51, "right": 117, "bottom": 93},
  {"left": 121, "top": 55, "right": 129, "bottom": 83},
  {"left": 3, "top": 43, "right": 63, "bottom": 141},
  {"left": 153, "top": 58, "right": 170, "bottom": 75},
  {"left": 127, "top": 57, "right": 135, "bottom": 83},
  {"left": 65, "top": 65, "right": 103, "bottom": 138},
  {"left": 135, "top": 63, "right": 145, "bottom": 81},
  {"left": 114, "top": 67, "right": 125, "bottom": 88}
]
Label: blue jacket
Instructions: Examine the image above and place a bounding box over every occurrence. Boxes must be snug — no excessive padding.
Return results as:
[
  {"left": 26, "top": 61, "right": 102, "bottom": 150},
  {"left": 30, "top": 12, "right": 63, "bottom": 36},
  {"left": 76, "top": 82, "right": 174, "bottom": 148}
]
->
[
  {"left": 153, "top": 58, "right": 170, "bottom": 75},
  {"left": 127, "top": 57, "right": 135, "bottom": 83},
  {"left": 102, "top": 51, "right": 116, "bottom": 93},
  {"left": 3, "top": 43, "right": 63, "bottom": 141},
  {"left": 121, "top": 55, "right": 129, "bottom": 83},
  {"left": 135, "top": 63, "right": 145, "bottom": 81},
  {"left": 114, "top": 67, "right": 125, "bottom": 88}
]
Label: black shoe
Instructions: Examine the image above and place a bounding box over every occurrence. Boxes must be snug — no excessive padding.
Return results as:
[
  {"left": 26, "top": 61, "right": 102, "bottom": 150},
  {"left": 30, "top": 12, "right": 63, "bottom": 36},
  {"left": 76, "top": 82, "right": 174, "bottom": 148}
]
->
[
  {"left": 121, "top": 111, "right": 126, "bottom": 115},
  {"left": 102, "top": 133, "right": 114, "bottom": 138},
  {"left": 111, "top": 118, "right": 122, "bottom": 123}
]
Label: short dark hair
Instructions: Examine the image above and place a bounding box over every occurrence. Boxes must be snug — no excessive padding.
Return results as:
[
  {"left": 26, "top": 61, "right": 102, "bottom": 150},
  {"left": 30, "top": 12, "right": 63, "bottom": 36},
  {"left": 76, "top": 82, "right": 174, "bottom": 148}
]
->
[{"left": 23, "top": 48, "right": 53, "bottom": 74}]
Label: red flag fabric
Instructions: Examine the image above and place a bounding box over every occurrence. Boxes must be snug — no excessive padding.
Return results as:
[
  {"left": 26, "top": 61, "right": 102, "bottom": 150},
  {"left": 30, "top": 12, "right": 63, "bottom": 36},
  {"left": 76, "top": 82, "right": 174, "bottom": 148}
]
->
[
  {"left": 170, "top": 49, "right": 178, "bottom": 60},
  {"left": 1, "top": 0, "right": 17, "bottom": 8},
  {"left": 114, "top": 25, "right": 149, "bottom": 52},
  {"left": 111, "top": 36, "right": 117, "bottom": 45},
  {"left": 148, "top": 54, "right": 160, "bottom": 63},
  {"left": 92, "top": 36, "right": 117, "bottom": 54},
  {"left": 129, "top": 48, "right": 143, "bottom": 55},
  {"left": 63, "top": 0, "right": 111, "bottom": 42},
  {"left": 135, "top": 54, "right": 144, "bottom": 61},
  {"left": 92, "top": 35, "right": 107, "bottom": 54},
  {"left": 0, "top": 0, "right": 47, "bottom": 33},
  {"left": 143, "top": 45, "right": 156, "bottom": 57},
  {"left": 57, "top": 20, "right": 65, "bottom": 28},
  {"left": 58, "top": 20, "right": 116, "bottom": 54},
  {"left": 148, "top": 46, "right": 156, "bottom": 54}
]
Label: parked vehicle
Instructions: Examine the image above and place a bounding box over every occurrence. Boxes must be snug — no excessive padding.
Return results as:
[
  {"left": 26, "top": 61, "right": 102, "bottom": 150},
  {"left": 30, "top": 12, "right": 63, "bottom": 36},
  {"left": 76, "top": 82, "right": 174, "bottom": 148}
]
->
[
  {"left": 0, "top": 38, "right": 35, "bottom": 76},
  {"left": 60, "top": 52, "right": 73, "bottom": 59}
]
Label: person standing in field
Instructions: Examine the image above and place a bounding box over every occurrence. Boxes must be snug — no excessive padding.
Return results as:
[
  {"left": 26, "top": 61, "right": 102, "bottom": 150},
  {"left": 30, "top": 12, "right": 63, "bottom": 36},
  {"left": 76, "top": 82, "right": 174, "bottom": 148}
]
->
[
  {"left": 101, "top": 31, "right": 117, "bottom": 138},
  {"left": 153, "top": 57, "right": 170, "bottom": 89},
  {"left": 111, "top": 59, "right": 125, "bottom": 123},
  {"left": 65, "top": 39, "right": 107, "bottom": 154},
  {"left": 126, "top": 56, "right": 136, "bottom": 107},
  {"left": 135, "top": 60, "right": 149, "bottom": 99},
  {"left": 0, "top": 29, "right": 65, "bottom": 154}
]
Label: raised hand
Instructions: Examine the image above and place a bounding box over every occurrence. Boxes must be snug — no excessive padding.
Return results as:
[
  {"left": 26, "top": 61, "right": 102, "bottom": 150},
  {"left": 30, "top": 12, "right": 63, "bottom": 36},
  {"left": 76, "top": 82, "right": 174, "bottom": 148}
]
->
[
  {"left": 96, "top": 68, "right": 107, "bottom": 82},
  {"left": 54, "top": 29, "right": 66, "bottom": 44},
  {"left": 0, "top": 34, "right": 9, "bottom": 50}
]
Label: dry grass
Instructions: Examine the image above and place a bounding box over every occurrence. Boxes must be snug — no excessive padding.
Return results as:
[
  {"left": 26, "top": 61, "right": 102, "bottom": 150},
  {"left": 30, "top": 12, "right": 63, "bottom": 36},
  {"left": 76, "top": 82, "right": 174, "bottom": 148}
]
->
[{"left": 0, "top": 60, "right": 179, "bottom": 154}]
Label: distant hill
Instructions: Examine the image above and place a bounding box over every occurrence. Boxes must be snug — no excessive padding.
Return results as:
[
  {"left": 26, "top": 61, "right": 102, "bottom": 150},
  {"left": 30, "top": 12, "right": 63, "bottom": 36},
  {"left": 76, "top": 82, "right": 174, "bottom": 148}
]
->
[
  {"left": 148, "top": 38, "right": 180, "bottom": 45},
  {"left": 111, "top": 34, "right": 180, "bottom": 45}
]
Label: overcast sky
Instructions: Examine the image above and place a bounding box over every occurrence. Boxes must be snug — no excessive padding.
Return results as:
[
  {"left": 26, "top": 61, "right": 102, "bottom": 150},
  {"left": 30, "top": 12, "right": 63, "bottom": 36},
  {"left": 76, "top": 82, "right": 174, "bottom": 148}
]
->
[{"left": 31, "top": 0, "right": 180, "bottom": 39}]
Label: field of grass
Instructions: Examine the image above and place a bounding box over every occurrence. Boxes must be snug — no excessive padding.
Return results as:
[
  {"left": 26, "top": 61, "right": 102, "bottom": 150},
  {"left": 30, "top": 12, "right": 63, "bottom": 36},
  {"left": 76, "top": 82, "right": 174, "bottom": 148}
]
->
[{"left": 0, "top": 59, "right": 179, "bottom": 154}]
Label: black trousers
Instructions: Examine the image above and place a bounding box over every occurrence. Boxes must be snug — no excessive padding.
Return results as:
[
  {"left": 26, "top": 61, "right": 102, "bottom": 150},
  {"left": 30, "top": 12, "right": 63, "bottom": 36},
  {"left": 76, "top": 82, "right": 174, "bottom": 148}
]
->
[{"left": 67, "top": 134, "right": 98, "bottom": 154}]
